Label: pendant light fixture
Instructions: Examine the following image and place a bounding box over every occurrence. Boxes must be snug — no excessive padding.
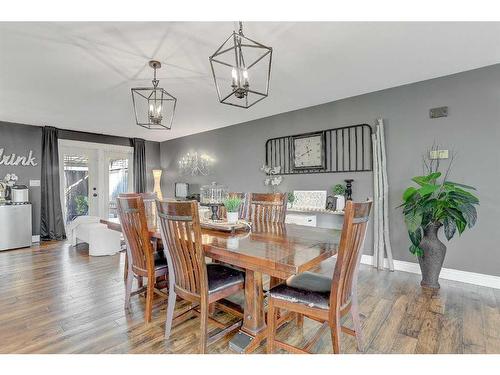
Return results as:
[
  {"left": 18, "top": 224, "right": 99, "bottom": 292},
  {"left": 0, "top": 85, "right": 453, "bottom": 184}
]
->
[
  {"left": 131, "top": 60, "right": 177, "bottom": 130},
  {"left": 209, "top": 22, "right": 273, "bottom": 109}
]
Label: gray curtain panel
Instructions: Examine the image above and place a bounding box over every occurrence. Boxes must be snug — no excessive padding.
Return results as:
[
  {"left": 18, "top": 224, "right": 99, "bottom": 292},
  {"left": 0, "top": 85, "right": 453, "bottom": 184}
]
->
[
  {"left": 131, "top": 138, "right": 146, "bottom": 193},
  {"left": 40, "top": 126, "right": 66, "bottom": 240}
]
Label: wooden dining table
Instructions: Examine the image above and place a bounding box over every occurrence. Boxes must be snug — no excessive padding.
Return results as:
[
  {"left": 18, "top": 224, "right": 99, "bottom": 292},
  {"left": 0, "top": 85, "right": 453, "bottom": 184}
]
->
[{"left": 103, "top": 218, "right": 341, "bottom": 353}]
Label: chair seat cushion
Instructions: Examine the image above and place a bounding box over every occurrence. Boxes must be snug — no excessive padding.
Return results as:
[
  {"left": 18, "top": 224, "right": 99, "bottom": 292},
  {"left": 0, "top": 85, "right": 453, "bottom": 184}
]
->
[
  {"left": 207, "top": 263, "right": 245, "bottom": 294},
  {"left": 154, "top": 251, "right": 168, "bottom": 269},
  {"left": 268, "top": 272, "right": 332, "bottom": 310}
]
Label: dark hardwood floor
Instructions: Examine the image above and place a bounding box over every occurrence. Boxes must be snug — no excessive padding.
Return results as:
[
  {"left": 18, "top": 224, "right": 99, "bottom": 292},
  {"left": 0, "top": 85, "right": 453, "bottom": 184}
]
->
[{"left": 0, "top": 240, "right": 499, "bottom": 354}]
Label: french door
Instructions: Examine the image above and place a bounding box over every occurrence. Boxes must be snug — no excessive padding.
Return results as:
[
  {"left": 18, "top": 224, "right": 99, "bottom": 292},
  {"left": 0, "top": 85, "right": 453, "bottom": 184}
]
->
[{"left": 59, "top": 140, "right": 133, "bottom": 224}]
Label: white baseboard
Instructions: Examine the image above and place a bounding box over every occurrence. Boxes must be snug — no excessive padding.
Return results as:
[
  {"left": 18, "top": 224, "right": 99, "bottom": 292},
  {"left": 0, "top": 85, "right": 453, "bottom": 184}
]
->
[
  {"left": 360, "top": 254, "right": 500, "bottom": 290},
  {"left": 32, "top": 235, "right": 40, "bottom": 243}
]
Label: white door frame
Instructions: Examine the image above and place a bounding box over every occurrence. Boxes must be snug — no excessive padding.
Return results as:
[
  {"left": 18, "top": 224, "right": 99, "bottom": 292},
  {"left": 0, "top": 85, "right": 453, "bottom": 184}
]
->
[
  {"left": 103, "top": 149, "right": 134, "bottom": 218},
  {"left": 58, "top": 140, "right": 134, "bottom": 221}
]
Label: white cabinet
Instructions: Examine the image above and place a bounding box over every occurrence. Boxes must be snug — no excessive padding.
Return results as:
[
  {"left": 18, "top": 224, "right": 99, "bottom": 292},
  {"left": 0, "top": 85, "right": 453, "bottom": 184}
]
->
[
  {"left": 0, "top": 204, "right": 32, "bottom": 251},
  {"left": 285, "top": 214, "right": 317, "bottom": 227}
]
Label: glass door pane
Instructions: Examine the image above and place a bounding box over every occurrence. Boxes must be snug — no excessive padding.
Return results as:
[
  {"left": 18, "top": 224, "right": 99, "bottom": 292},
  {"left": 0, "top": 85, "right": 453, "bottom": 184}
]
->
[
  {"left": 62, "top": 154, "right": 90, "bottom": 224},
  {"left": 60, "top": 141, "right": 133, "bottom": 223},
  {"left": 108, "top": 157, "right": 130, "bottom": 218}
]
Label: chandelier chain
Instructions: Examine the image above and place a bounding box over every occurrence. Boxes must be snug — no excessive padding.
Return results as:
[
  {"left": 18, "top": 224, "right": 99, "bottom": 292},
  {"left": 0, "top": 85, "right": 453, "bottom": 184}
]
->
[{"left": 152, "top": 65, "right": 159, "bottom": 88}]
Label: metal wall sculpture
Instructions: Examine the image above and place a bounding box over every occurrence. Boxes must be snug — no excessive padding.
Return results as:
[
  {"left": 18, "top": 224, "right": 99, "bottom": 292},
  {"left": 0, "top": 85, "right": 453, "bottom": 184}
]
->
[{"left": 265, "top": 124, "right": 373, "bottom": 175}]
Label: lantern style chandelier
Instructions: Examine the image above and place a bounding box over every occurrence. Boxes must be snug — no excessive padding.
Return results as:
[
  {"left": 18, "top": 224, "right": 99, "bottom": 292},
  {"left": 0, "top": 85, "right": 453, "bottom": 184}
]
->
[
  {"left": 131, "top": 60, "right": 177, "bottom": 130},
  {"left": 209, "top": 22, "right": 273, "bottom": 109}
]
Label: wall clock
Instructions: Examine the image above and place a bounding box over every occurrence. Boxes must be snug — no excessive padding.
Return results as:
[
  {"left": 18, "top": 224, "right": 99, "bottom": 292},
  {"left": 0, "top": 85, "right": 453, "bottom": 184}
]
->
[{"left": 291, "top": 132, "right": 326, "bottom": 170}]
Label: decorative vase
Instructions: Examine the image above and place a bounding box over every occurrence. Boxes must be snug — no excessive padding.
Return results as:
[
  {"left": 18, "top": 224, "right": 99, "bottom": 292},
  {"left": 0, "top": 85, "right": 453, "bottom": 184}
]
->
[
  {"left": 418, "top": 222, "right": 447, "bottom": 289},
  {"left": 227, "top": 211, "right": 239, "bottom": 224},
  {"left": 334, "top": 195, "right": 345, "bottom": 211}
]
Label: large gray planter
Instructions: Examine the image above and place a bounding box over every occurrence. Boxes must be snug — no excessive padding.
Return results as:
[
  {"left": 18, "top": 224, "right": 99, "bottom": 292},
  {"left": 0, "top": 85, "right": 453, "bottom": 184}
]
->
[{"left": 417, "top": 222, "right": 447, "bottom": 289}]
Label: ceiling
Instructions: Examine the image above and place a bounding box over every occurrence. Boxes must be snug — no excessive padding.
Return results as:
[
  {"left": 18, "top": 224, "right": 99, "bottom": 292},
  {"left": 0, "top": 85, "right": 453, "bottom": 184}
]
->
[{"left": 1, "top": 22, "right": 500, "bottom": 142}]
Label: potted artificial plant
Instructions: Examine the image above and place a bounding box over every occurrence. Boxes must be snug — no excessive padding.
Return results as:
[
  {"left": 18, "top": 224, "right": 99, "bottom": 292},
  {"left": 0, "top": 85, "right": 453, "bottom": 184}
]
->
[
  {"left": 224, "top": 197, "right": 242, "bottom": 224},
  {"left": 400, "top": 159, "right": 479, "bottom": 289},
  {"left": 332, "top": 184, "right": 346, "bottom": 211},
  {"left": 287, "top": 192, "right": 296, "bottom": 209}
]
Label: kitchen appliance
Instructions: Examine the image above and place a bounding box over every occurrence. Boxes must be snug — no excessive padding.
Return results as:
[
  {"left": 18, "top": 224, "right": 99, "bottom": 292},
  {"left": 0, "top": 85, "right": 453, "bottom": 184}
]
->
[
  {"left": 11, "top": 185, "right": 29, "bottom": 203},
  {"left": 0, "top": 203, "right": 32, "bottom": 251},
  {"left": 174, "top": 182, "right": 189, "bottom": 199},
  {"left": 0, "top": 182, "right": 6, "bottom": 203}
]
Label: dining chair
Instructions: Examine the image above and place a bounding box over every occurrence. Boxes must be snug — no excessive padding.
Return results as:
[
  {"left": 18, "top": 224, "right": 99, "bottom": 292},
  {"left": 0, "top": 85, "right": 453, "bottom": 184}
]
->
[
  {"left": 117, "top": 194, "right": 168, "bottom": 323},
  {"left": 248, "top": 192, "right": 287, "bottom": 224},
  {"left": 121, "top": 192, "right": 159, "bottom": 282},
  {"left": 266, "top": 200, "right": 372, "bottom": 354},
  {"left": 156, "top": 199, "right": 245, "bottom": 353},
  {"left": 248, "top": 193, "right": 288, "bottom": 289}
]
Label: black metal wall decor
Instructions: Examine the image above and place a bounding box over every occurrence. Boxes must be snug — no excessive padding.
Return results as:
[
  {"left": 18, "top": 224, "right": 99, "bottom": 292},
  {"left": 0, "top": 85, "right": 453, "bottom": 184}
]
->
[
  {"left": 265, "top": 124, "right": 373, "bottom": 175},
  {"left": 344, "top": 179, "right": 354, "bottom": 200}
]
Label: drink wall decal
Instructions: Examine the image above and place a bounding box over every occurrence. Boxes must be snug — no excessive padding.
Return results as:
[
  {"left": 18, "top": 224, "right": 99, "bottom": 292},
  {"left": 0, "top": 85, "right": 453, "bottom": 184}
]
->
[{"left": 0, "top": 148, "right": 38, "bottom": 166}]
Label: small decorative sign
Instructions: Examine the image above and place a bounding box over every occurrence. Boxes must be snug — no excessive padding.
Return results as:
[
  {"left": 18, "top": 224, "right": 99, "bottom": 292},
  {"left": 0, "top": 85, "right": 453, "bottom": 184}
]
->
[
  {"left": 292, "top": 190, "right": 327, "bottom": 210},
  {"left": 0, "top": 148, "right": 38, "bottom": 166}
]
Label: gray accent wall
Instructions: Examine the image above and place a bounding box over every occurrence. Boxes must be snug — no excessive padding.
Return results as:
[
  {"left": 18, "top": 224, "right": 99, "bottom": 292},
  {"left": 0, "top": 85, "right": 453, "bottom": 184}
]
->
[
  {"left": 0, "top": 122, "right": 162, "bottom": 236},
  {"left": 160, "top": 63, "right": 500, "bottom": 277}
]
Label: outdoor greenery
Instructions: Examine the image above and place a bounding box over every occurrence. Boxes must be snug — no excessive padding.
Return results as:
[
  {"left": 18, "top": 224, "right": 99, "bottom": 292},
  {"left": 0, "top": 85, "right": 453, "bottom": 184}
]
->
[
  {"left": 400, "top": 156, "right": 479, "bottom": 257},
  {"left": 332, "top": 184, "right": 346, "bottom": 196},
  {"left": 287, "top": 192, "right": 296, "bottom": 204},
  {"left": 75, "top": 195, "right": 89, "bottom": 215},
  {"left": 223, "top": 197, "right": 242, "bottom": 213}
]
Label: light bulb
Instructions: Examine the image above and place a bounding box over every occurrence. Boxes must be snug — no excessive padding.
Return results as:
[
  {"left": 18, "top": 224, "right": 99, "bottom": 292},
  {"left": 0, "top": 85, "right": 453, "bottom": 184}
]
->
[
  {"left": 242, "top": 69, "right": 249, "bottom": 86},
  {"left": 231, "top": 67, "right": 238, "bottom": 86}
]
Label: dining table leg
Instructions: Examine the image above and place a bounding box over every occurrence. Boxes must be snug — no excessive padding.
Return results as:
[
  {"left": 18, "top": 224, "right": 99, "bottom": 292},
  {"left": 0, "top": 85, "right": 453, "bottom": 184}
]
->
[{"left": 229, "top": 269, "right": 267, "bottom": 353}]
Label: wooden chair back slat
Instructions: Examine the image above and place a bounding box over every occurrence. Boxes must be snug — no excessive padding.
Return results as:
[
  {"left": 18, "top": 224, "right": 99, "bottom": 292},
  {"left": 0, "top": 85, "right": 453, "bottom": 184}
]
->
[
  {"left": 248, "top": 193, "right": 287, "bottom": 224},
  {"left": 156, "top": 200, "right": 207, "bottom": 297},
  {"left": 117, "top": 194, "right": 154, "bottom": 275},
  {"left": 119, "top": 192, "right": 157, "bottom": 230},
  {"left": 142, "top": 192, "right": 158, "bottom": 229},
  {"left": 330, "top": 200, "right": 372, "bottom": 317}
]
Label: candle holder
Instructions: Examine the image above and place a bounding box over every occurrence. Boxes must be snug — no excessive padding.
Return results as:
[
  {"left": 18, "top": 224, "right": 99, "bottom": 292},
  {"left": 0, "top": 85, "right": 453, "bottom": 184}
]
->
[{"left": 200, "top": 182, "right": 228, "bottom": 221}]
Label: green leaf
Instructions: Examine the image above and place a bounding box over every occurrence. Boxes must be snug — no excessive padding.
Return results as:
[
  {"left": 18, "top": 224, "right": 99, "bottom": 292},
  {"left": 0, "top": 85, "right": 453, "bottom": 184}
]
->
[
  {"left": 418, "top": 183, "right": 440, "bottom": 196},
  {"left": 411, "top": 176, "right": 427, "bottom": 186},
  {"left": 409, "top": 244, "right": 423, "bottom": 257},
  {"left": 402, "top": 187, "right": 418, "bottom": 201},
  {"left": 408, "top": 228, "right": 422, "bottom": 247},
  {"left": 404, "top": 210, "right": 423, "bottom": 232},
  {"left": 445, "top": 208, "right": 466, "bottom": 224},
  {"left": 459, "top": 203, "right": 477, "bottom": 228},
  {"left": 451, "top": 188, "right": 480, "bottom": 204},
  {"left": 427, "top": 172, "right": 442, "bottom": 181},
  {"left": 444, "top": 181, "right": 476, "bottom": 190},
  {"left": 443, "top": 216, "right": 456, "bottom": 241},
  {"left": 456, "top": 219, "right": 466, "bottom": 234},
  {"left": 412, "top": 172, "right": 442, "bottom": 186}
]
